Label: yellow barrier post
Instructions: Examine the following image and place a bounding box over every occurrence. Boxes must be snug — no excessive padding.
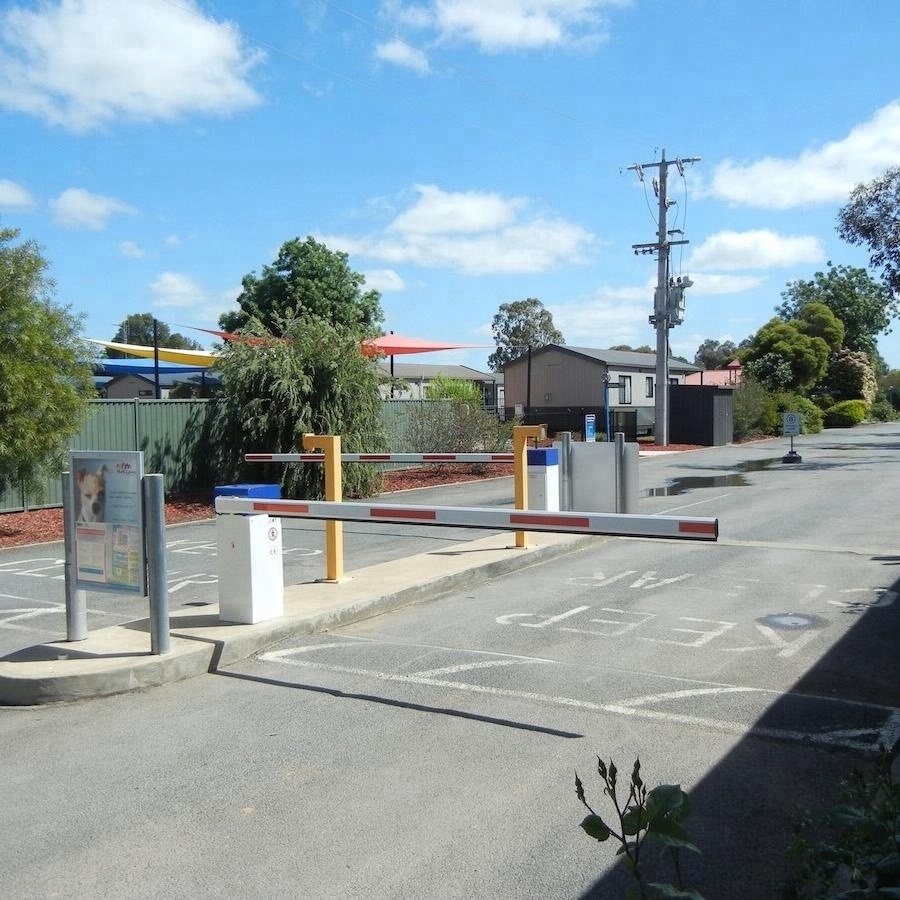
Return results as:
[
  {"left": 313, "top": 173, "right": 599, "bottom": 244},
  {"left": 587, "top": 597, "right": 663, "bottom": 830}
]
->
[
  {"left": 513, "top": 424, "right": 546, "bottom": 548},
  {"left": 302, "top": 433, "right": 344, "bottom": 582}
]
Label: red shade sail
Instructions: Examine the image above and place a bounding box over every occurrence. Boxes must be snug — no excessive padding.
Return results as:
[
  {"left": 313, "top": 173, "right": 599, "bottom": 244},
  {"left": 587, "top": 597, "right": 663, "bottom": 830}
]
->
[
  {"left": 361, "top": 335, "right": 487, "bottom": 357},
  {"left": 180, "top": 326, "right": 485, "bottom": 357}
]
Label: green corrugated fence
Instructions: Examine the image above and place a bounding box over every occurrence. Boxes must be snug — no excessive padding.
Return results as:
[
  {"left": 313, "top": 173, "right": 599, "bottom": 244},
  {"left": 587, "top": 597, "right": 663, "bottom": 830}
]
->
[{"left": 1, "top": 398, "right": 446, "bottom": 513}]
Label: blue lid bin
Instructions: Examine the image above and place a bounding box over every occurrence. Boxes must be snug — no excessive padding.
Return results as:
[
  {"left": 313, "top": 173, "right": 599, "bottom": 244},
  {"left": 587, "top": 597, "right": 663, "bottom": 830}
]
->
[
  {"left": 214, "top": 483, "right": 281, "bottom": 500},
  {"left": 526, "top": 448, "right": 560, "bottom": 511}
]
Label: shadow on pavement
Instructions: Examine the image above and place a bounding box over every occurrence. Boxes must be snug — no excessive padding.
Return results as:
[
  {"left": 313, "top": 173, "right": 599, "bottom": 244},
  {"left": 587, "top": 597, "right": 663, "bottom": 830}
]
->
[{"left": 579, "top": 566, "right": 900, "bottom": 899}]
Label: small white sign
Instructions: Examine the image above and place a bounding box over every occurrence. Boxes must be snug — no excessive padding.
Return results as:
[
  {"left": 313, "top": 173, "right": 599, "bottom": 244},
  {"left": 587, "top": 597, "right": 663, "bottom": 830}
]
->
[{"left": 782, "top": 412, "right": 801, "bottom": 436}]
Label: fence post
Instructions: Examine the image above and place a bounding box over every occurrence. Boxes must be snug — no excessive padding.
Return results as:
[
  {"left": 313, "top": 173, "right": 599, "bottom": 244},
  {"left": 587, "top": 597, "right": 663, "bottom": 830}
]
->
[
  {"left": 303, "top": 433, "right": 344, "bottom": 581},
  {"left": 513, "top": 424, "right": 546, "bottom": 548}
]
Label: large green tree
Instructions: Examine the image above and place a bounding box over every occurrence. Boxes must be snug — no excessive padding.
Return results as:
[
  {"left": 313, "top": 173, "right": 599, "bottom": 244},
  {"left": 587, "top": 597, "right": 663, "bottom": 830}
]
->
[
  {"left": 0, "top": 227, "right": 93, "bottom": 493},
  {"left": 837, "top": 166, "right": 900, "bottom": 301},
  {"left": 794, "top": 302, "right": 845, "bottom": 353},
  {"left": 488, "top": 297, "right": 563, "bottom": 372},
  {"left": 209, "top": 313, "right": 387, "bottom": 499},
  {"left": 220, "top": 236, "right": 383, "bottom": 337},
  {"left": 740, "top": 318, "right": 829, "bottom": 391},
  {"left": 693, "top": 338, "right": 738, "bottom": 370},
  {"left": 109, "top": 313, "right": 203, "bottom": 355},
  {"left": 777, "top": 263, "right": 894, "bottom": 360}
]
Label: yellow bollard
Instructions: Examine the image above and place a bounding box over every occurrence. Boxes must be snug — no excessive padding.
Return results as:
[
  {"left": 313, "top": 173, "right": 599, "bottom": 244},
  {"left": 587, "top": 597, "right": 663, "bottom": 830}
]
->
[
  {"left": 513, "top": 424, "right": 546, "bottom": 548},
  {"left": 302, "top": 433, "right": 344, "bottom": 582}
]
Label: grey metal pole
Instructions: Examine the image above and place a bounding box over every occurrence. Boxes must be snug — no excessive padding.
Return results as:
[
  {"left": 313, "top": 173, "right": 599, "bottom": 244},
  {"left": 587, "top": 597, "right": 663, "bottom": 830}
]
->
[
  {"left": 62, "top": 471, "right": 88, "bottom": 641},
  {"left": 614, "top": 432, "right": 626, "bottom": 514},
  {"left": 558, "top": 431, "right": 572, "bottom": 511},
  {"left": 654, "top": 149, "right": 670, "bottom": 448},
  {"left": 617, "top": 433, "right": 639, "bottom": 514},
  {"left": 143, "top": 474, "right": 170, "bottom": 654}
]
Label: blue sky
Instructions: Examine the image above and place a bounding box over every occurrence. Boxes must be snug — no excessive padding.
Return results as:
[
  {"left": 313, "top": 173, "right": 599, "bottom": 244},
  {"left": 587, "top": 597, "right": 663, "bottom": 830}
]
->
[{"left": 2, "top": 0, "right": 899, "bottom": 372}]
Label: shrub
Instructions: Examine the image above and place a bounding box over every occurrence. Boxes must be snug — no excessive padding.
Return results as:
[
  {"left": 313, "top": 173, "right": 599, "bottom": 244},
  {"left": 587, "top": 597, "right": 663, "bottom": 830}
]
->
[
  {"left": 732, "top": 378, "right": 769, "bottom": 440},
  {"left": 405, "top": 400, "right": 514, "bottom": 458},
  {"left": 576, "top": 756, "right": 704, "bottom": 899},
  {"left": 869, "top": 396, "right": 897, "bottom": 422},
  {"left": 760, "top": 393, "right": 824, "bottom": 435},
  {"left": 784, "top": 747, "right": 899, "bottom": 898},
  {"left": 824, "top": 399, "right": 868, "bottom": 427}
]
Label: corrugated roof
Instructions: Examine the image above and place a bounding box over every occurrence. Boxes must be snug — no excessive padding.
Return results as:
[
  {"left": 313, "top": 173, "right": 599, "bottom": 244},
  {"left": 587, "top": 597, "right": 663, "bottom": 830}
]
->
[
  {"left": 510, "top": 344, "right": 699, "bottom": 372},
  {"left": 377, "top": 362, "right": 498, "bottom": 380}
]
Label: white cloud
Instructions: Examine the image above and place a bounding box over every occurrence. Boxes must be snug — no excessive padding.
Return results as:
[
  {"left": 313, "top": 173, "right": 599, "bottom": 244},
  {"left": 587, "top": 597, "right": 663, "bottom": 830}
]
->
[
  {"left": 436, "top": 0, "right": 610, "bottom": 51},
  {"left": 0, "top": 0, "right": 264, "bottom": 131},
  {"left": 702, "top": 100, "right": 900, "bottom": 209},
  {"left": 392, "top": 184, "right": 521, "bottom": 234},
  {"left": 375, "top": 0, "right": 618, "bottom": 62},
  {"left": 375, "top": 39, "right": 430, "bottom": 73},
  {"left": 149, "top": 271, "right": 205, "bottom": 308},
  {"left": 363, "top": 269, "right": 406, "bottom": 292},
  {"left": 163, "top": 235, "right": 182, "bottom": 247},
  {"left": 0, "top": 178, "right": 35, "bottom": 209},
  {"left": 689, "top": 230, "right": 824, "bottom": 271},
  {"left": 50, "top": 187, "right": 135, "bottom": 229},
  {"left": 321, "top": 184, "right": 595, "bottom": 275},
  {"left": 551, "top": 286, "right": 650, "bottom": 346},
  {"left": 120, "top": 240, "right": 143, "bottom": 258},
  {"left": 687, "top": 273, "right": 765, "bottom": 295}
]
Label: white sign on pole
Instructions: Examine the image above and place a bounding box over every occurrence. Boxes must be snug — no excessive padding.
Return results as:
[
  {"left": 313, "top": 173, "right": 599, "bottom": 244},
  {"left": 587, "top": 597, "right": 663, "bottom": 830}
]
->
[
  {"left": 782, "top": 412, "right": 802, "bottom": 436},
  {"left": 70, "top": 450, "right": 147, "bottom": 594}
]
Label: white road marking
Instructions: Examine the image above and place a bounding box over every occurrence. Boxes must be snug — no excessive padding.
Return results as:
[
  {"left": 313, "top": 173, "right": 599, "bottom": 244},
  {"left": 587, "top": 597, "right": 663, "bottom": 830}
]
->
[
  {"left": 640, "top": 617, "right": 736, "bottom": 647},
  {"left": 495, "top": 607, "right": 590, "bottom": 627},
  {"left": 659, "top": 494, "right": 733, "bottom": 514},
  {"left": 568, "top": 570, "right": 636, "bottom": 587},
  {"left": 0, "top": 558, "right": 64, "bottom": 577},
  {"left": 415, "top": 658, "right": 550, "bottom": 678},
  {"left": 169, "top": 575, "right": 218, "bottom": 594},
  {"left": 257, "top": 641, "right": 900, "bottom": 752},
  {"left": 560, "top": 608, "right": 655, "bottom": 638},
  {"left": 629, "top": 571, "right": 693, "bottom": 590},
  {"left": 567, "top": 570, "right": 692, "bottom": 590}
]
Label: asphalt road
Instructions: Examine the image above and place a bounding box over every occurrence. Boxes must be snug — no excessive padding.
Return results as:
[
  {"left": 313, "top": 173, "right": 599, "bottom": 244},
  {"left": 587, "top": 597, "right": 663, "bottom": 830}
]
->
[{"left": 1, "top": 424, "right": 898, "bottom": 899}]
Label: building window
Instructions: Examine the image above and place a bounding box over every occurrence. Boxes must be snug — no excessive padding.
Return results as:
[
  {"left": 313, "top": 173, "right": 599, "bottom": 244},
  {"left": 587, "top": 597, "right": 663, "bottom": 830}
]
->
[
  {"left": 645, "top": 376, "right": 654, "bottom": 398},
  {"left": 669, "top": 377, "right": 679, "bottom": 386},
  {"left": 619, "top": 375, "right": 632, "bottom": 404}
]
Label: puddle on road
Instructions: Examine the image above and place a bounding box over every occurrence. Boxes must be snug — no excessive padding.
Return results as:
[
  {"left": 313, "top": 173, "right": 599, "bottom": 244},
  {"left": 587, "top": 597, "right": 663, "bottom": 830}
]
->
[
  {"left": 758, "top": 613, "right": 826, "bottom": 630},
  {"left": 642, "top": 458, "right": 778, "bottom": 497}
]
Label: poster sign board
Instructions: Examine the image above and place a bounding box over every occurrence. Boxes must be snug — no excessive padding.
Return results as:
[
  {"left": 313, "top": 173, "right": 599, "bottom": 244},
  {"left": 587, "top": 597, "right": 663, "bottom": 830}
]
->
[
  {"left": 70, "top": 450, "right": 146, "bottom": 594},
  {"left": 782, "top": 412, "right": 802, "bottom": 436},
  {"left": 584, "top": 413, "right": 597, "bottom": 442}
]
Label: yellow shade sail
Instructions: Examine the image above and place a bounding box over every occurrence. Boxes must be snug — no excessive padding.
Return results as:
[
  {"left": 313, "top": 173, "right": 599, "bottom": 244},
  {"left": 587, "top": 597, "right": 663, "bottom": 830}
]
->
[{"left": 86, "top": 339, "right": 219, "bottom": 367}]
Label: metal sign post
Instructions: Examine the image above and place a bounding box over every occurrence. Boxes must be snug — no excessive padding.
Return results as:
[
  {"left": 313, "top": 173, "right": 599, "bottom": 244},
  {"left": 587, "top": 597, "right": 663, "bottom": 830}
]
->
[
  {"left": 143, "top": 474, "right": 170, "bottom": 654},
  {"left": 62, "top": 472, "right": 88, "bottom": 641},
  {"left": 782, "top": 412, "right": 802, "bottom": 464}
]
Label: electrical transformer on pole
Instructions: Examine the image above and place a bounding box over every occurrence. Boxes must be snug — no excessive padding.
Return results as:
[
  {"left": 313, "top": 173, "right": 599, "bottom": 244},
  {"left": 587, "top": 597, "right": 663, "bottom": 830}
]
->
[{"left": 628, "top": 149, "right": 700, "bottom": 447}]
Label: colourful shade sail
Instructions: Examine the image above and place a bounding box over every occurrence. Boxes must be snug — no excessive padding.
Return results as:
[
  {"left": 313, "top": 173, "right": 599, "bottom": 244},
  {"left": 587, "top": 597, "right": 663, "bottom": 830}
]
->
[
  {"left": 86, "top": 339, "right": 218, "bottom": 367},
  {"left": 360, "top": 335, "right": 487, "bottom": 356}
]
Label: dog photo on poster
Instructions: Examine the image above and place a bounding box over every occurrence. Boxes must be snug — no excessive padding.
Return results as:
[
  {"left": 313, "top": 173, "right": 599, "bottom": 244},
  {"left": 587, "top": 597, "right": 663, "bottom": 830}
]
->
[{"left": 69, "top": 450, "right": 146, "bottom": 594}]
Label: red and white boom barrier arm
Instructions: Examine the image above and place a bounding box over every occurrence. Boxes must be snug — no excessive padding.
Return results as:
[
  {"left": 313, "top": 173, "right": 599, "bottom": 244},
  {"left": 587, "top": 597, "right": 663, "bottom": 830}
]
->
[
  {"left": 245, "top": 453, "right": 515, "bottom": 464},
  {"left": 214, "top": 496, "right": 718, "bottom": 541}
]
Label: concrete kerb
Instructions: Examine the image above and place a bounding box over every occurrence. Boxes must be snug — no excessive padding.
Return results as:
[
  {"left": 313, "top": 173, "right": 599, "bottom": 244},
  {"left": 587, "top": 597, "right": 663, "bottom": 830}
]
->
[{"left": 0, "top": 531, "right": 601, "bottom": 706}]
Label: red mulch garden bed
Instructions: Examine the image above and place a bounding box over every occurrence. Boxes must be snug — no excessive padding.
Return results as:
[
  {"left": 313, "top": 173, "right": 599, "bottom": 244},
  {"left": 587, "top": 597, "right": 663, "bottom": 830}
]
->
[{"left": 1, "top": 448, "right": 708, "bottom": 550}]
